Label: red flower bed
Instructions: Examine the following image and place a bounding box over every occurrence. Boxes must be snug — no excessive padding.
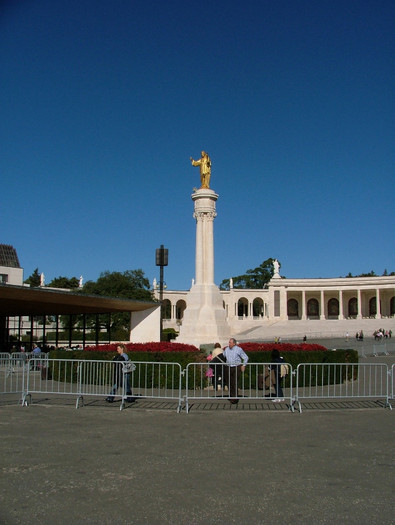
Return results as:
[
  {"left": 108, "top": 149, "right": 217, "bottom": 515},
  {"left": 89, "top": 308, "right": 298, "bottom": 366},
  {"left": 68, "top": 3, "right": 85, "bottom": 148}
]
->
[
  {"left": 84, "top": 341, "right": 200, "bottom": 353},
  {"left": 238, "top": 342, "right": 327, "bottom": 352}
]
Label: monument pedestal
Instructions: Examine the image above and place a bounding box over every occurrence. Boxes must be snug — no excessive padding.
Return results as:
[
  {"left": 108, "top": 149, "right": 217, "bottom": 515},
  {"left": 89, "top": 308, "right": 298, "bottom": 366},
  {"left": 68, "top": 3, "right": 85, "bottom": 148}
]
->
[
  {"left": 176, "top": 187, "right": 230, "bottom": 347},
  {"left": 177, "top": 283, "right": 230, "bottom": 347}
]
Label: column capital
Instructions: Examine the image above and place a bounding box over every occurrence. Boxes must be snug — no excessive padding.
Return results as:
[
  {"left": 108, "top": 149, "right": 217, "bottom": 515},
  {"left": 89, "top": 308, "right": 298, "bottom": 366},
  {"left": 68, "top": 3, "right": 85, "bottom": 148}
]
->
[{"left": 193, "top": 210, "right": 217, "bottom": 221}]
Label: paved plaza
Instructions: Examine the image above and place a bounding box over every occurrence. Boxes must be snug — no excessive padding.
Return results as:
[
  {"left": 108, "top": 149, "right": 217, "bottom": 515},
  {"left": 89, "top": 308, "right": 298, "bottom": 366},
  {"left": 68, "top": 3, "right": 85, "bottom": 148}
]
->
[{"left": 0, "top": 386, "right": 394, "bottom": 525}]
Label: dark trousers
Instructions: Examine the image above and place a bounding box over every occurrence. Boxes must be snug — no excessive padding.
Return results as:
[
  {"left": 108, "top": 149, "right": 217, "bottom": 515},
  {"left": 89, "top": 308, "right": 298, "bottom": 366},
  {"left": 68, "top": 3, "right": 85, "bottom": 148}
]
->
[
  {"left": 274, "top": 378, "right": 284, "bottom": 398},
  {"left": 226, "top": 365, "right": 241, "bottom": 399},
  {"left": 211, "top": 363, "right": 225, "bottom": 391}
]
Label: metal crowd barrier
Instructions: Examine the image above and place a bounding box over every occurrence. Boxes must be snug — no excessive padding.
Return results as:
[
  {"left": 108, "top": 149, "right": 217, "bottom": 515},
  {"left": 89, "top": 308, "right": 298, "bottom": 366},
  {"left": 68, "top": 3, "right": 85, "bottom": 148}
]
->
[
  {"left": 23, "top": 358, "right": 81, "bottom": 408},
  {"left": 1, "top": 356, "right": 393, "bottom": 413},
  {"left": 184, "top": 362, "right": 293, "bottom": 413},
  {"left": 10, "top": 352, "right": 29, "bottom": 368},
  {"left": 76, "top": 360, "right": 183, "bottom": 410},
  {"left": 0, "top": 356, "right": 26, "bottom": 395},
  {"left": 76, "top": 359, "right": 122, "bottom": 408},
  {"left": 292, "top": 363, "right": 392, "bottom": 412},
  {"left": 22, "top": 359, "right": 126, "bottom": 409},
  {"left": 27, "top": 353, "right": 49, "bottom": 370},
  {"left": 129, "top": 361, "right": 183, "bottom": 412},
  {"left": 372, "top": 342, "right": 395, "bottom": 357},
  {"left": 21, "top": 359, "right": 183, "bottom": 411}
]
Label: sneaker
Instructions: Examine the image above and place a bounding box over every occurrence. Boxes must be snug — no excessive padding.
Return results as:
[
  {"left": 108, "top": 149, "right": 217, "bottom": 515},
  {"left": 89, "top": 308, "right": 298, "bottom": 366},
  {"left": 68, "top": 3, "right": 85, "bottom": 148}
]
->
[
  {"left": 126, "top": 397, "right": 136, "bottom": 403},
  {"left": 105, "top": 396, "right": 114, "bottom": 403}
]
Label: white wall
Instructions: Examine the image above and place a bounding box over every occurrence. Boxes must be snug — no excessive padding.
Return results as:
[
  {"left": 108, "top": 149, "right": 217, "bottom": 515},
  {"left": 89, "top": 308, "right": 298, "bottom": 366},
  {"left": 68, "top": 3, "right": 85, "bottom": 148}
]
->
[
  {"left": 130, "top": 306, "right": 161, "bottom": 342},
  {"left": 0, "top": 265, "right": 23, "bottom": 285}
]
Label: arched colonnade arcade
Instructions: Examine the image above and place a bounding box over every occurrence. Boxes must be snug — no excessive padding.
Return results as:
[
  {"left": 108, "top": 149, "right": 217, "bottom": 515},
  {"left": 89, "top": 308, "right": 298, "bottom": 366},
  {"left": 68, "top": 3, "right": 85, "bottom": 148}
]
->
[{"left": 158, "top": 276, "right": 395, "bottom": 332}]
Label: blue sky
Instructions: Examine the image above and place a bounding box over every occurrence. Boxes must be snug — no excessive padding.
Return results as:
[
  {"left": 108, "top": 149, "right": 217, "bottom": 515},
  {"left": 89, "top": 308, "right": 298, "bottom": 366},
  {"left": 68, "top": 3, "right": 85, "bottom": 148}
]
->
[{"left": 1, "top": 0, "right": 394, "bottom": 290}]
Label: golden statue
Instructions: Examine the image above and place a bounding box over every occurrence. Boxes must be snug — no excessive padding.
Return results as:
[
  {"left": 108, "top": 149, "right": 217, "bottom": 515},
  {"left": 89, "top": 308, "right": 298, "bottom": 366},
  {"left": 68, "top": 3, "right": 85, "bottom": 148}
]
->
[{"left": 190, "top": 151, "right": 211, "bottom": 189}]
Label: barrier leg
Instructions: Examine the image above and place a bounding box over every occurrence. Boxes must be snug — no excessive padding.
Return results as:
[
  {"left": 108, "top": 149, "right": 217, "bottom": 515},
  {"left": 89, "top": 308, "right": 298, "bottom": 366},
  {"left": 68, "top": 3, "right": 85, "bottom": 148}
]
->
[
  {"left": 22, "top": 393, "right": 31, "bottom": 407},
  {"left": 292, "top": 398, "right": 302, "bottom": 413}
]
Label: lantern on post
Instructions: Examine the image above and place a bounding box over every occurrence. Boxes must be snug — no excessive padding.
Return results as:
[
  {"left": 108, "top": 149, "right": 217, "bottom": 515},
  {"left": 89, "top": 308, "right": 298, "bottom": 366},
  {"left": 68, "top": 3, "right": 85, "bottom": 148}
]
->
[{"left": 155, "top": 245, "right": 168, "bottom": 341}]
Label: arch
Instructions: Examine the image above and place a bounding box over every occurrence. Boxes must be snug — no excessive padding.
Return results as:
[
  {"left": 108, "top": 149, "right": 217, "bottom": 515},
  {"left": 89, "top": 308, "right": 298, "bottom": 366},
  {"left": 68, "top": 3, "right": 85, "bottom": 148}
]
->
[
  {"left": 391, "top": 296, "right": 395, "bottom": 316},
  {"left": 348, "top": 297, "right": 358, "bottom": 317},
  {"left": 369, "top": 297, "right": 377, "bottom": 316},
  {"left": 287, "top": 298, "right": 299, "bottom": 318},
  {"left": 328, "top": 298, "right": 339, "bottom": 317},
  {"left": 252, "top": 298, "right": 263, "bottom": 317},
  {"left": 307, "top": 298, "right": 319, "bottom": 318},
  {"left": 237, "top": 298, "right": 248, "bottom": 317},
  {"left": 162, "top": 299, "right": 171, "bottom": 320},
  {"left": 176, "top": 300, "right": 186, "bottom": 320}
]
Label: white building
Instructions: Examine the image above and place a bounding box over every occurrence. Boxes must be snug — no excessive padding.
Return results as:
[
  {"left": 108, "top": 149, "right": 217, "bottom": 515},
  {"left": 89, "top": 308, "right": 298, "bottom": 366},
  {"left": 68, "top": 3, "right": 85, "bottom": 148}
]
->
[
  {"left": 0, "top": 245, "right": 23, "bottom": 285},
  {"left": 0, "top": 244, "right": 160, "bottom": 346},
  {"left": 155, "top": 273, "right": 395, "bottom": 340}
]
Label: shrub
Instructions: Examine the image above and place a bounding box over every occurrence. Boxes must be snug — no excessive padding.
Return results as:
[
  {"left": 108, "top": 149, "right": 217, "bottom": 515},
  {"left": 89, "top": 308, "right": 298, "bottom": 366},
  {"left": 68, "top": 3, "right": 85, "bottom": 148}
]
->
[
  {"left": 84, "top": 341, "right": 199, "bottom": 353},
  {"left": 162, "top": 328, "right": 178, "bottom": 341},
  {"left": 47, "top": 342, "right": 359, "bottom": 389},
  {"left": 49, "top": 342, "right": 205, "bottom": 383},
  {"left": 238, "top": 342, "right": 327, "bottom": 353},
  {"left": 235, "top": 343, "right": 358, "bottom": 388}
]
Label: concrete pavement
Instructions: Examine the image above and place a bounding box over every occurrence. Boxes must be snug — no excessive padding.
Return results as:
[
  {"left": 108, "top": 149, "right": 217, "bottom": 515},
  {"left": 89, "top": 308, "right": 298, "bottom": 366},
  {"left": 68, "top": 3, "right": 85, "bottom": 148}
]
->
[{"left": 0, "top": 396, "right": 394, "bottom": 524}]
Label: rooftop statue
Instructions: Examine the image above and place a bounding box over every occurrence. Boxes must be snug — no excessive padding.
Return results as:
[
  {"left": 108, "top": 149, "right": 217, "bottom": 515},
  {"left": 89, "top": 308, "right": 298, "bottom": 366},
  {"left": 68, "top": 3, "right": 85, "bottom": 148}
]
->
[{"left": 190, "top": 151, "right": 211, "bottom": 189}]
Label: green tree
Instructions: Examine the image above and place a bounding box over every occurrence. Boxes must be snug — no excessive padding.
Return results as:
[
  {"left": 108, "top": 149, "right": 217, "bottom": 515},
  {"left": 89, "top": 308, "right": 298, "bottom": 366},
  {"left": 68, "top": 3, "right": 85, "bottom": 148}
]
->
[
  {"left": 24, "top": 267, "right": 41, "bottom": 287},
  {"left": 78, "top": 270, "right": 154, "bottom": 335},
  {"left": 82, "top": 270, "right": 152, "bottom": 301},
  {"left": 48, "top": 276, "right": 79, "bottom": 289},
  {"left": 220, "top": 258, "right": 280, "bottom": 290},
  {"left": 345, "top": 270, "right": 378, "bottom": 278},
  {"left": 359, "top": 270, "right": 377, "bottom": 277}
]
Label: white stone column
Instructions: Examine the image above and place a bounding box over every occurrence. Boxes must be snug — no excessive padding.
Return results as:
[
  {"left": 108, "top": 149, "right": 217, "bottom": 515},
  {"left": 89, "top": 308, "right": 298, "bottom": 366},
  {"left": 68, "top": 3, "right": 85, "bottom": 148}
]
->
[
  {"left": 357, "top": 289, "right": 362, "bottom": 319},
  {"left": 195, "top": 214, "right": 204, "bottom": 283},
  {"left": 301, "top": 290, "right": 306, "bottom": 320},
  {"left": 192, "top": 189, "right": 217, "bottom": 285},
  {"left": 320, "top": 290, "right": 325, "bottom": 320},
  {"left": 376, "top": 288, "right": 381, "bottom": 319},
  {"left": 206, "top": 214, "right": 215, "bottom": 284},
  {"left": 177, "top": 188, "right": 230, "bottom": 347},
  {"left": 280, "top": 288, "right": 287, "bottom": 319},
  {"left": 339, "top": 290, "right": 344, "bottom": 319}
]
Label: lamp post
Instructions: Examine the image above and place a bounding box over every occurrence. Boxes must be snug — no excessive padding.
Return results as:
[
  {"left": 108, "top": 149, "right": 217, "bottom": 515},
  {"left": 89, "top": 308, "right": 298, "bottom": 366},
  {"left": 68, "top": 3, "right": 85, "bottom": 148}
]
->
[{"left": 155, "top": 244, "right": 168, "bottom": 341}]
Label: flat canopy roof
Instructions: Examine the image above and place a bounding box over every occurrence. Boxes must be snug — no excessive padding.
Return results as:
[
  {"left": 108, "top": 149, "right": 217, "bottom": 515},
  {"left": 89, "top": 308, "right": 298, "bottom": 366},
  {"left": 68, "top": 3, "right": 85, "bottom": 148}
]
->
[{"left": 0, "top": 284, "right": 158, "bottom": 316}]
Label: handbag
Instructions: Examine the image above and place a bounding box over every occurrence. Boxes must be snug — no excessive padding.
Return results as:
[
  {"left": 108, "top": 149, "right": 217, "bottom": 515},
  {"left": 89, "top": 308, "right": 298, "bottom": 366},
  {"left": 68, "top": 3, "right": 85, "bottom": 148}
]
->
[{"left": 123, "top": 362, "right": 136, "bottom": 373}]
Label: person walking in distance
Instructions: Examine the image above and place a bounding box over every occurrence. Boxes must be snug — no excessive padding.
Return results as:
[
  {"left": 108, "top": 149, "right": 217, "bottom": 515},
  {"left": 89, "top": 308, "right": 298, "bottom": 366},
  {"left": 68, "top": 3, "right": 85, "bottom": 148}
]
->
[{"left": 106, "top": 344, "right": 134, "bottom": 403}]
